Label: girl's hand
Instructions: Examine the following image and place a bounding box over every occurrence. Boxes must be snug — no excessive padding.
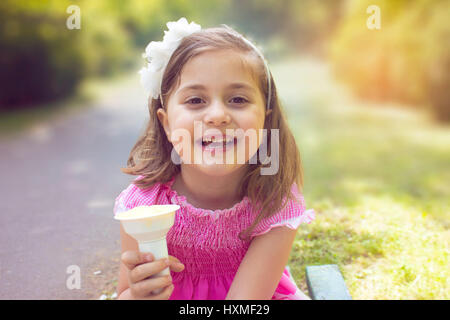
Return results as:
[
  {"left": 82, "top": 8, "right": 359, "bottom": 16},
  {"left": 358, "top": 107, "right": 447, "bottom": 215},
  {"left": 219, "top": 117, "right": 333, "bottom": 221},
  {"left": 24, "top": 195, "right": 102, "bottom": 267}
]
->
[{"left": 121, "top": 251, "right": 185, "bottom": 300}]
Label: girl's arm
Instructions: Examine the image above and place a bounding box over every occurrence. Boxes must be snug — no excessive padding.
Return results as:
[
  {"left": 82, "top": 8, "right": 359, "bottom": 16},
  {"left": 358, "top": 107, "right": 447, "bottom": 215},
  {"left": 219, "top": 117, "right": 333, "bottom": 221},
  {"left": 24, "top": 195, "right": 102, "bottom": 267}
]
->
[{"left": 225, "top": 226, "right": 297, "bottom": 300}]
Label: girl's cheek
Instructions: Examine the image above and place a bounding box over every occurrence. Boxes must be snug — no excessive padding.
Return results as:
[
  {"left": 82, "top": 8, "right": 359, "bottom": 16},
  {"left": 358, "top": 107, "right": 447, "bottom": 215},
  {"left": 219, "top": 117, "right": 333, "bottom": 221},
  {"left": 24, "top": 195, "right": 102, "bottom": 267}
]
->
[
  {"left": 239, "top": 116, "right": 265, "bottom": 135},
  {"left": 170, "top": 113, "right": 196, "bottom": 132}
]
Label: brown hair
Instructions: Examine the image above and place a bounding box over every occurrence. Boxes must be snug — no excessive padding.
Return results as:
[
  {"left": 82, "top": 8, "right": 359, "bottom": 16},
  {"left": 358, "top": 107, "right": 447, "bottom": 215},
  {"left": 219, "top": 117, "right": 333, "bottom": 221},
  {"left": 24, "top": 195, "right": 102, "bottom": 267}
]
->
[{"left": 121, "top": 26, "right": 303, "bottom": 241}]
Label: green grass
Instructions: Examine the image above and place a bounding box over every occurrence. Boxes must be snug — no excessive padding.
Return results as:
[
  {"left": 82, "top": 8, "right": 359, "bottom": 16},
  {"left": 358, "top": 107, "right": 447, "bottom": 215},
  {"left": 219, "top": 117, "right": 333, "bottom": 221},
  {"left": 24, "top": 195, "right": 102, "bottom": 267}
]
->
[{"left": 276, "top": 57, "right": 450, "bottom": 299}]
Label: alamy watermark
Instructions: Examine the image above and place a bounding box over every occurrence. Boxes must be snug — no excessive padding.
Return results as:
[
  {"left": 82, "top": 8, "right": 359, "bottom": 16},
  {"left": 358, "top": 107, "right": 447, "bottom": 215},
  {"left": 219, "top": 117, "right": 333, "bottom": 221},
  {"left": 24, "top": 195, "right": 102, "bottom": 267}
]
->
[
  {"left": 367, "top": 5, "right": 381, "bottom": 30},
  {"left": 66, "top": 5, "right": 81, "bottom": 30},
  {"left": 66, "top": 265, "right": 81, "bottom": 290},
  {"left": 137, "top": 122, "right": 280, "bottom": 176}
]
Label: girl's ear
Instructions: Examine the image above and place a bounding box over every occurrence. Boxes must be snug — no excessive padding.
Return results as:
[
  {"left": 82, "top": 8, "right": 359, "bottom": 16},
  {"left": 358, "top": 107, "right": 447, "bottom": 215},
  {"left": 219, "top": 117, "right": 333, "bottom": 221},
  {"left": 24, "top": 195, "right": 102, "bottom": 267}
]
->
[
  {"left": 156, "top": 108, "right": 171, "bottom": 142},
  {"left": 265, "top": 109, "right": 272, "bottom": 116}
]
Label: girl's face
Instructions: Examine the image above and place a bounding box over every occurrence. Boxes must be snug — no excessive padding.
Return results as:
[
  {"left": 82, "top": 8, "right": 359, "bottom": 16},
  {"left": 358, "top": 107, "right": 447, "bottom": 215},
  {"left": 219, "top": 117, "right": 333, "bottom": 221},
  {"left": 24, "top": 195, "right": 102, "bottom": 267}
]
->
[{"left": 157, "top": 49, "right": 267, "bottom": 177}]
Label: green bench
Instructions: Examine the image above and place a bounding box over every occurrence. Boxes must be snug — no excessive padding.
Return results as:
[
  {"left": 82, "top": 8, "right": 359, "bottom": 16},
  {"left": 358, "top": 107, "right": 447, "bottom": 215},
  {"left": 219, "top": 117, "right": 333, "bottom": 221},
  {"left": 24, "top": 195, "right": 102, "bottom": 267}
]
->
[{"left": 305, "top": 264, "right": 352, "bottom": 300}]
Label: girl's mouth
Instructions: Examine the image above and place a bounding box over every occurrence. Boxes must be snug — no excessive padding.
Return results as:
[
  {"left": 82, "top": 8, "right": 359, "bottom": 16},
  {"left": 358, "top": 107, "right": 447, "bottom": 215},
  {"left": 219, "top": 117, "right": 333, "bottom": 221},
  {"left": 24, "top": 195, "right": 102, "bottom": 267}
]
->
[{"left": 198, "top": 135, "right": 238, "bottom": 152}]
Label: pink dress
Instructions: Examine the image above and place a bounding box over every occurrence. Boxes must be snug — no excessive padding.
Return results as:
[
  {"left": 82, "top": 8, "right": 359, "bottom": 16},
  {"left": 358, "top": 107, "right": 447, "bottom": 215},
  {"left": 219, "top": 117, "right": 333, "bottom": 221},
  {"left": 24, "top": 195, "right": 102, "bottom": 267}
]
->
[{"left": 113, "top": 175, "right": 315, "bottom": 300}]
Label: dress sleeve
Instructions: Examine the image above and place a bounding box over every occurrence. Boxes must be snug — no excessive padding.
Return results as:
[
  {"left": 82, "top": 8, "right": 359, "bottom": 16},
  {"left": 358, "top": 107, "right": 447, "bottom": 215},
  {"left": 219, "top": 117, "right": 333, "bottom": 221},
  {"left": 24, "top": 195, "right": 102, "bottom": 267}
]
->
[
  {"left": 250, "top": 183, "right": 315, "bottom": 239},
  {"left": 113, "top": 184, "right": 136, "bottom": 216},
  {"left": 113, "top": 176, "right": 164, "bottom": 216}
]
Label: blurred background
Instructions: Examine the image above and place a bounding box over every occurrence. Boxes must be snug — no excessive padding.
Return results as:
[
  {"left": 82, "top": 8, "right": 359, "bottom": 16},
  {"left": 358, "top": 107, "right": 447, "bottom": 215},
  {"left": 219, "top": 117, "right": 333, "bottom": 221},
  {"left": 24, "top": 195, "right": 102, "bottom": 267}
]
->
[{"left": 0, "top": 0, "right": 448, "bottom": 299}]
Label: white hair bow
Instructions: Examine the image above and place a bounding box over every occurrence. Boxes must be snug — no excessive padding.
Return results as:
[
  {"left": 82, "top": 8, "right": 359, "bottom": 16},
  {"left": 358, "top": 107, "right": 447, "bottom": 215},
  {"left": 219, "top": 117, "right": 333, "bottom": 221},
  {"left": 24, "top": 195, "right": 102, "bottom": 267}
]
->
[{"left": 139, "top": 18, "right": 201, "bottom": 100}]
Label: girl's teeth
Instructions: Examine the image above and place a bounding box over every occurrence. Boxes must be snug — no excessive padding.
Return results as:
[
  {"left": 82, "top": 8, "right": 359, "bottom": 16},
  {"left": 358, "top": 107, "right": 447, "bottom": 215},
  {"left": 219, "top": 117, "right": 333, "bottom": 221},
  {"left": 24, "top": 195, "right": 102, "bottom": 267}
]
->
[
  {"left": 202, "top": 137, "right": 234, "bottom": 146},
  {"left": 202, "top": 137, "right": 233, "bottom": 143}
]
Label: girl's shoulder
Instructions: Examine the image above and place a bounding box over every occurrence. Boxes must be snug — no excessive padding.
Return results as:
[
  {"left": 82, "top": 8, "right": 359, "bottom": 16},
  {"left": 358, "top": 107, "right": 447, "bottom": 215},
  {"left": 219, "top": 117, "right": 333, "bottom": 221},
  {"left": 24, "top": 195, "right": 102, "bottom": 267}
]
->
[
  {"left": 113, "top": 176, "right": 172, "bottom": 216},
  {"left": 250, "top": 183, "right": 315, "bottom": 239}
]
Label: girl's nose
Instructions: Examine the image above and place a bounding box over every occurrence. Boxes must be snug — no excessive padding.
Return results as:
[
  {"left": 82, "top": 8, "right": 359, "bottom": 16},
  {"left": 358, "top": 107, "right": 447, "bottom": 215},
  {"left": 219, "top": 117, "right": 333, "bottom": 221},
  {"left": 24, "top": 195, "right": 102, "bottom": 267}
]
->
[{"left": 204, "top": 100, "right": 231, "bottom": 127}]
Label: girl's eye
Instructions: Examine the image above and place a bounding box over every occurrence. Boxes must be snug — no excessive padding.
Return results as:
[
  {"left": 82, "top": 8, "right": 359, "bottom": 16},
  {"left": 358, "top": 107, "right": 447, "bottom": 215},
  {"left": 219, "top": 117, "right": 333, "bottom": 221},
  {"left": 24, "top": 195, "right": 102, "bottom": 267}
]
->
[
  {"left": 186, "top": 97, "right": 204, "bottom": 105},
  {"left": 229, "top": 97, "right": 249, "bottom": 104}
]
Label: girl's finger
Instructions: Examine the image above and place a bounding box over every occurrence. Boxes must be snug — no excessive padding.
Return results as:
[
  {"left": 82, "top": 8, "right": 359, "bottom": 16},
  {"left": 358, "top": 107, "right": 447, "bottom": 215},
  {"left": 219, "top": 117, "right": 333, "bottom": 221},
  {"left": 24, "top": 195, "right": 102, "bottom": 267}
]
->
[
  {"left": 168, "top": 255, "right": 181, "bottom": 264},
  {"left": 170, "top": 262, "right": 184, "bottom": 272},
  {"left": 129, "top": 258, "right": 170, "bottom": 283},
  {"left": 121, "top": 251, "right": 154, "bottom": 270},
  {"left": 168, "top": 255, "right": 185, "bottom": 272},
  {"left": 131, "top": 275, "right": 173, "bottom": 298}
]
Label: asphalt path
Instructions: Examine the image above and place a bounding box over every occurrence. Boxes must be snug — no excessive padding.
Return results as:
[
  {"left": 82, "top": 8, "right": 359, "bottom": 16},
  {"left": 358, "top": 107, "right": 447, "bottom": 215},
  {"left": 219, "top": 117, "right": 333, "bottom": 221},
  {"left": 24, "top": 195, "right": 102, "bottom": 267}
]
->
[{"left": 0, "top": 75, "right": 149, "bottom": 299}]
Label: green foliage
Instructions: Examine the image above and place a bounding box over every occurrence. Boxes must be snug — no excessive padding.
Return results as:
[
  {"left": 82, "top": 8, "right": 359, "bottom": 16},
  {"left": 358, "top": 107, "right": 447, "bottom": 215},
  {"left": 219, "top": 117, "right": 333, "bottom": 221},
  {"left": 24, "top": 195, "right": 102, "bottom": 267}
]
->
[
  {"left": 0, "top": 0, "right": 135, "bottom": 109},
  {"left": 221, "top": 0, "right": 345, "bottom": 51},
  {"left": 330, "top": 0, "right": 450, "bottom": 122},
  {"left": 77, "top": 0, "right": 133, "bottom": 76},
  {"left": 0, "top": 0, "right": 86, "bottom": 109}
]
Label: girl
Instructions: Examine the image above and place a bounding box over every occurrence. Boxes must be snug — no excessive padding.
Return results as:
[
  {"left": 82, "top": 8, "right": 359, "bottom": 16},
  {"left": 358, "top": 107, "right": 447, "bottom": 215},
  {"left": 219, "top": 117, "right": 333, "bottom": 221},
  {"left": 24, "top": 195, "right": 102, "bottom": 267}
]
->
[{"left": 113, "top": 18, "right": 315, "bottom": 300}]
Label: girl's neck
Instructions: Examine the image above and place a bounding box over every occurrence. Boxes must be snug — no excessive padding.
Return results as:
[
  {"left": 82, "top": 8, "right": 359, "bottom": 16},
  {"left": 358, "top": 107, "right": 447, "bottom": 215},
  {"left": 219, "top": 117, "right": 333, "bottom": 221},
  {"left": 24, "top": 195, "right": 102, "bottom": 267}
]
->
[{"left": 173, "top": 165, "right": 247, "bottom": 210}]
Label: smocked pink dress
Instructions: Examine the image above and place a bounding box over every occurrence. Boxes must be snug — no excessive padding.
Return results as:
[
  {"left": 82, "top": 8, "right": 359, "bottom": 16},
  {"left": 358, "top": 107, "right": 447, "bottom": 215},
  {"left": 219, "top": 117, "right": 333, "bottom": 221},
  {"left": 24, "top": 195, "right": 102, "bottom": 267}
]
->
[{"left": 113, "top": 175, "right": 315, "bottom": 300}]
